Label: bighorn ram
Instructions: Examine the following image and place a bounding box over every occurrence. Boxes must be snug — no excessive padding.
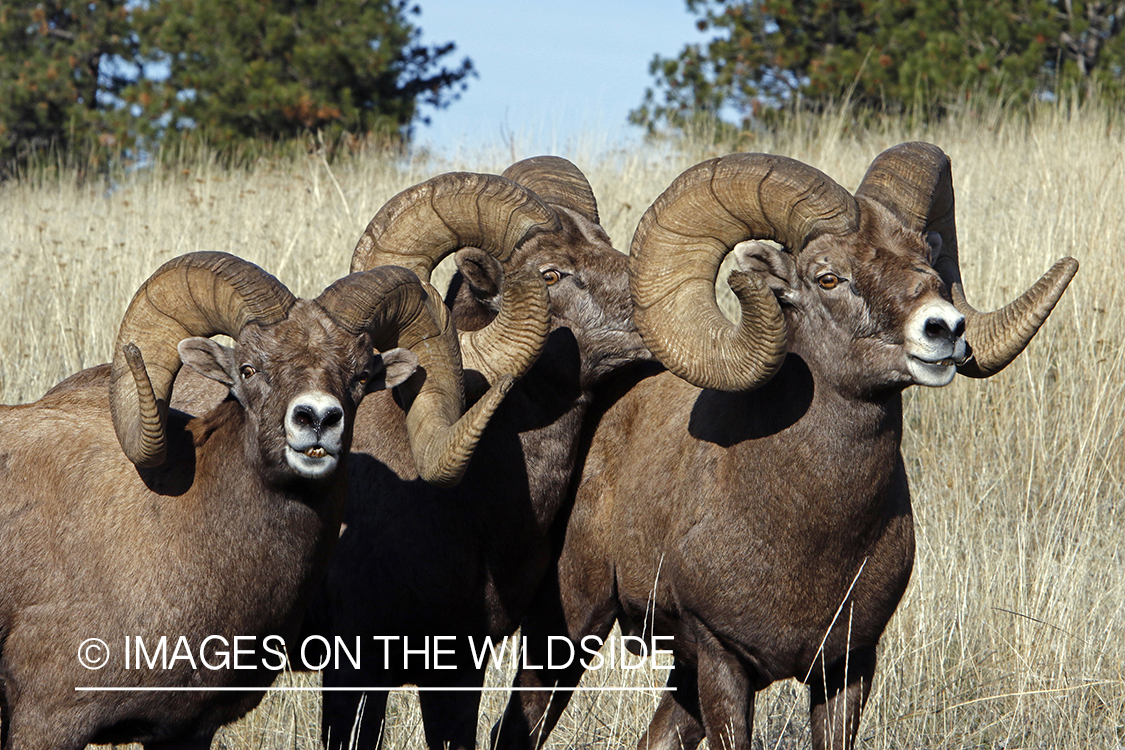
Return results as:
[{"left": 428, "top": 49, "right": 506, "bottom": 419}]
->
[
  {"left": 0, "top": 249, "right": 535, "bottom": 749},
  {"left": 493, "top": 144, "right": 1078, "bottom": 750},
  {"left": 311, "top": 157, "right": 651, "bottom": 750}
]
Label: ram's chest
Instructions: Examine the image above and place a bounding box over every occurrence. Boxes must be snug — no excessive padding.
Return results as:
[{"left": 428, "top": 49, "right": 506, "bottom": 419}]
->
[{"left": 610, "top": 444, "right": 915, "bottom": 684}]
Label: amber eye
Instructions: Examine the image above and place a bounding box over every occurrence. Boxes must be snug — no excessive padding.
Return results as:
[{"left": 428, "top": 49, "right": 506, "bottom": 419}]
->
[
  {"left": 240, "top": 364, "right": 257, "bottom": 379},
  {"left": 356, "top": 371, "right": 370, "bottom": 385},
  {"left": 817, "top": 273, "right": 840, "bottom": 290},
  {"left": 542, "top": 268, "right": 563, "bottom": 285}
]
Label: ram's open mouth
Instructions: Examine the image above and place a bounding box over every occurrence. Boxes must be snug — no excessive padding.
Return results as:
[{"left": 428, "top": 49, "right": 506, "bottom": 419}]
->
[
  {"left": 910, "top": 351, "right": 971, "bottom": 368},
  {"left": 285, "top": 443, "right": 340, "bottom": 478},
  {"left": 910, "top": 352, "right": 963, "bottom": 367},
  {"left": 287, "top": 444, "right": 336, "bottom": 461},
  {"left": 906, "top": 353, "right": 960, "bottom": 388}
]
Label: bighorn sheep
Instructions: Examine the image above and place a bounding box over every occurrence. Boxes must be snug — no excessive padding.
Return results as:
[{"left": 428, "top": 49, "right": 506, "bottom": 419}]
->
[
  {"left": 311, "top": 157, "right": 651, "bottom": 750},
  {"left": 493, "top": 144, "right": 1078, "bottom": 750},
  {"left": 0, "top": 249, "right": 535, "bottom": 749}
]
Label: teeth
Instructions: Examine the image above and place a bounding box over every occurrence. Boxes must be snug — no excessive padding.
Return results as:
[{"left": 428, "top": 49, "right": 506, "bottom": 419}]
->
[
  {"left": 912, "top": 356, "right": 956, "bottom": 367},
  {"left": 304, "top": 447, "right": 327, "bottom": 459}
]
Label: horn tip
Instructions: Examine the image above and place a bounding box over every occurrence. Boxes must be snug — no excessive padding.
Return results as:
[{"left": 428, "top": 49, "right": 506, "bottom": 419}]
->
[
  {"left": 123, "top": 340, "right": 142, "bottom": 360},
  {"left": 1042, "top": 256, "right": 1080, "bottom": 301}
]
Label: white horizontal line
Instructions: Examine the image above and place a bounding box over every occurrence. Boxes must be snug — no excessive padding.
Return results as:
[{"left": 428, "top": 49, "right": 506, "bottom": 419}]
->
[{"left": 75, "top": 686, "right": 674, "bottom": 693}]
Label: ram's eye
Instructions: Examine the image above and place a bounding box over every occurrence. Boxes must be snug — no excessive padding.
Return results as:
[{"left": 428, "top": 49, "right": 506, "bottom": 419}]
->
[
  {"left": 817, "top": 273, "right": 840, "bottom": 290},
  {"left": 542, "top": 269, "right": 563, "bottom": 285},
  {"left": 356, "top": 370, "right": 370, "bottom": 386},
  {"left": 240, "top": 364, "right": 257, "bottom": 379}
]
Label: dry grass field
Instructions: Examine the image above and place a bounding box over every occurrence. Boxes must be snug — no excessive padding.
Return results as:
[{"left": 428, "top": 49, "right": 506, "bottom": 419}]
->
[{"left": 1, "top": 100, "right": 1122, "bottom": 749}]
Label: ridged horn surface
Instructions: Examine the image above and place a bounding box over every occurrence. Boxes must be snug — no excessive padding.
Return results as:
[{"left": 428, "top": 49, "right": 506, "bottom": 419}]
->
[
  {"left": 350, "top": 172, "right": 555, "bottom": 384},
  {"left": 950, "top": 257, "right": 1078, "bottom": 377},
  {"left": 110, "top": 252, "right": 296, "bottom": 467},
  {"left": 856, "top": 141, "right": 1079, "bottom": 377},
  {"left": 630, "top": 153, "right": 859, "bottom": 392},
  {"left": 502, "top": 155, "right": 599, "bottom": 223},
  {"left": 317, "top": 266, "right": 512, "bottom": 487}
]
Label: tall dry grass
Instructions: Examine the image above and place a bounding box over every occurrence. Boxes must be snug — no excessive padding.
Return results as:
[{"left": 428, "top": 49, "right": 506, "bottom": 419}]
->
[{"left": 0, "top": 98, "right": 1121, "bottom": 749}]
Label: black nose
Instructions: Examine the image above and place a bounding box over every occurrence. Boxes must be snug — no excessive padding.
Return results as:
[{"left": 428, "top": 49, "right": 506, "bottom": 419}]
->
[
  {"left": 924, "top": 316, "right": 965, "bottom": 342},
  {"left": 292, "top": 404, "right": 344, "bottom": 434}
]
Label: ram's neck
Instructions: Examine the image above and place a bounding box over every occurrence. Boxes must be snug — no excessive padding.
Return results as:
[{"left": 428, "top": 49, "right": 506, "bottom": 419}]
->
[
  {"left": 176, "top": 404, "right": 341, "bottom": 640},
  {"left": 688, "top": 353, "right": 906, "bottom": 521},
  {"left": 484, "top": 362, "right": 591, "bottom": 528}
]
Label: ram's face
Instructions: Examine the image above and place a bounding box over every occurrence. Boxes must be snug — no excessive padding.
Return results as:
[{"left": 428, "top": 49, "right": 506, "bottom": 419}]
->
[
  {"left": 449, "top": 208, "right": 651, "bottom": 390},
  {"left": 517, "top": 209, "right": 650, "bottom": 387},
  {"left": 179, "top": 301, "right": 415, "bottom": 482},
  {"left": 237, "top": 305, "right": 375, "bottom": 480},
  {"left": 751, "top": 202, "right": 968, "bottom": 396}
]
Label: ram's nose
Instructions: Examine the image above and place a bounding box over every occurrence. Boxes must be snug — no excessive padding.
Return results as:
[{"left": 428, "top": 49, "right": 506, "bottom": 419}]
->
[
  {"left": 290, "top": 401, "right": 343, "bottom": 436},
  {"left": 921, "top": 308, "right": 966, "bottom": 349},
  {"left": 906, "top": 300, "right": 968, "bottom": 387},
  {"left": 284, "top": 391, "right": 345, "bottom": 478}
]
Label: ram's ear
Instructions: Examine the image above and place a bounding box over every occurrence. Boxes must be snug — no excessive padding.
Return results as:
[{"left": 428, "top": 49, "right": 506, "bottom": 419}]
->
[
  {"left": 178, "top": 337, "right": 237, "bottom": 387},
  {"left": 454, "top": 247, "right": 504, "bottom": 304},
  {"left": 370, "top": 347, "right": 419, "bottom": 392},
  {"left": 924, "top": 231, "right": 943, "bottom": 266},
  {"left": 732, "top": 240, "right": 795, "bottom": 296}
]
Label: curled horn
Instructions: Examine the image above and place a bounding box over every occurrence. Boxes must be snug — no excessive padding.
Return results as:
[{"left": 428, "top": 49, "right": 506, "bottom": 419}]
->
[
  {"left": 502, "top": 155, "right": 599, "bottom": 224},
  {"left": 856, "top": 142, "right": 1078, "bottom": 377},
  {"left": 351, "top": 172, "right": 555, "bottom": 384},
  {"left": 630, "top": 153, "right": 859, "bottom": 392},
  {"left": 111, "top": 252, "right": 296, "bottom": 467},
  {"left": 316, "top": 266, "right": 510, "bottom": 487}
]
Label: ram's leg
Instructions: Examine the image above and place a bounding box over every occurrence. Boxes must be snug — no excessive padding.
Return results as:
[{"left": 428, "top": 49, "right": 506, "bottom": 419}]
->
[
  {"left": 2, "top": 687, "right": 98, "bottom": 750},
  {"left": 807, "top": 646, "right": 876, "bottom": 750},
  {"left": 692, "top": 624, "right": 754, "bottom": 750},
  {"left": 637, "top": 658, "right": 705, "bottom": 750},
  {"left": 418, "top": 670, "right": 486, "bottom": 750},
  {"left": 5, "top": 714, "right": 88, "bottom": 750},
  {"left": 322, "top": 684, "right": 389, "bottom": 750},
  {"left": 490, "top": 571, "right": 616, "bottom": 750}
]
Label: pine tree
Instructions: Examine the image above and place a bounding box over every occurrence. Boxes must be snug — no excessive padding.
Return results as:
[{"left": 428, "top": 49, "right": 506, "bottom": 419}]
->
[
  {"left": 0, "top": 0, "right": 137, "bottom": 173},
  {"left": 631, "top": 0, "right": 1125, "bottom": 133},
  {"left": 125, "top": 0, "right": 472, "bottom": 150},
  {"left": 0, "top": 0, "right": 471, "bottom": 175}
]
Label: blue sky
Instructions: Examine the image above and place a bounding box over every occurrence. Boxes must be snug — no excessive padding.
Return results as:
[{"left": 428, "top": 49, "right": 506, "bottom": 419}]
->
[{"left": 408, "top": 1, "right": 709, "bottom": 154}]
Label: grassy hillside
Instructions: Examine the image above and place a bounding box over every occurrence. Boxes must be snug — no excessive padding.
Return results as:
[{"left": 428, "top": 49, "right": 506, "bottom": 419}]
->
[{"left": 1, "top": 100, "right": 1121, "bottom": 749}]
